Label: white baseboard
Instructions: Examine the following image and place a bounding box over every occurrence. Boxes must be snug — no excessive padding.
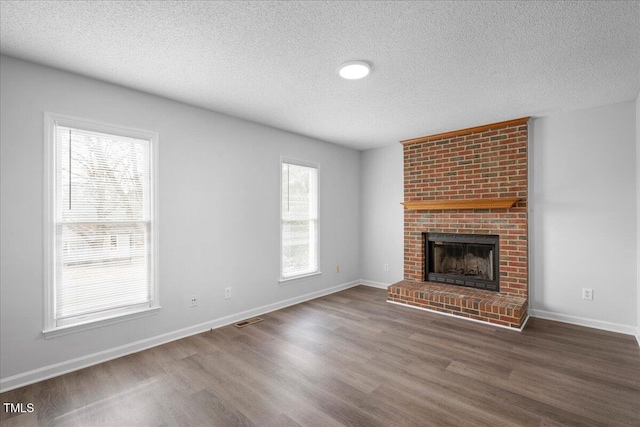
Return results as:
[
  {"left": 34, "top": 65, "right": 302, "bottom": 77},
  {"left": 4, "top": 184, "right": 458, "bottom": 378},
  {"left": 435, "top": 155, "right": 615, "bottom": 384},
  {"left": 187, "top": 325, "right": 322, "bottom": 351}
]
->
[
  {"left": 635, "top": 328, "right": 640, "bottom": 348},
  {"left": 359, "top": 279, "right": 391, "bottom": 289},
  {"left": 0, "top": 279, "right": 362, "bottom": 393},
  {"left": 529, "top": 308, "right": 638, "bottom": 338}
]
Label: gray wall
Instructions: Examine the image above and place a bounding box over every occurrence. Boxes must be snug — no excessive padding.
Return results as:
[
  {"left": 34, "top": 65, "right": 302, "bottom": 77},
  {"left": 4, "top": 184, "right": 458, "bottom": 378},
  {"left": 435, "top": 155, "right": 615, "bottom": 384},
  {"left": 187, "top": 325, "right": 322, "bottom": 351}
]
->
[
  {"left": 360, "top": 101, "right": 638, "bottom": 333},
  {"left": 637, "top": 90, "right": 640, "bottom": 343},
  {"left": 360, "top": 144, "right": 404, "bottom": 286},
  {"left": 530, "top": 101, "right": 637, "bottom": 329},
  {"left": 0, "top": 55, "right": 361, "bottom": 384}
]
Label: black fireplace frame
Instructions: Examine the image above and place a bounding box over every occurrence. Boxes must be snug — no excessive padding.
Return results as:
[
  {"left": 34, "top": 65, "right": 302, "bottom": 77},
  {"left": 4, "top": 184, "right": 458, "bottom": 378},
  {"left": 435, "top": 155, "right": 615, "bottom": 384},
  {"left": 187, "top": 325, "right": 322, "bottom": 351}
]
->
[{"left": 424, "top": 232, "right": 500, "bottom": 292}]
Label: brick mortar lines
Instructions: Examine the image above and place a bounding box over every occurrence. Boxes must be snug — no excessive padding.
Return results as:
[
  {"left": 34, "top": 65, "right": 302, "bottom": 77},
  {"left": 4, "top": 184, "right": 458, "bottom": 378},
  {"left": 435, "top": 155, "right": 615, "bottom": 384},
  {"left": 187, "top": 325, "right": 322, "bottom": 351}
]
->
[{"left": 395, "top": 122, "right": 528, "bottom": 328}]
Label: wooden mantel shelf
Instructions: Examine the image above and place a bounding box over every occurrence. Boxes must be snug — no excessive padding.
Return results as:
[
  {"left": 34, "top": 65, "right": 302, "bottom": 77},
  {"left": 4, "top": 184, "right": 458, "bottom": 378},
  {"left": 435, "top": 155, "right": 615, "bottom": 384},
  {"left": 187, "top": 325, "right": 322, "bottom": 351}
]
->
[{"left": 402, "top": 198, "right": 519, "bottom": 211}]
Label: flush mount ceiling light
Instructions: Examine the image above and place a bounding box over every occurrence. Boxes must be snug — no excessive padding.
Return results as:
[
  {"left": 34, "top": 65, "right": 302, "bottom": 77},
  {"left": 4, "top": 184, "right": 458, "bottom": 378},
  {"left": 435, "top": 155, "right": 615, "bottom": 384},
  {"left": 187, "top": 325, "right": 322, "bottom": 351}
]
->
[{"left": 339, "top": 60, "right": 371, "bottom": 80}]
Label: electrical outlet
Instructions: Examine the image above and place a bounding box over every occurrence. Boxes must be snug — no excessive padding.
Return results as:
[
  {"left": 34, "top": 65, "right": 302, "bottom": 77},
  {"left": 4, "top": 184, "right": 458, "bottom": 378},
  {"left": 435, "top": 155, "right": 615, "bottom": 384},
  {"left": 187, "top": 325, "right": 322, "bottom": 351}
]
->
[
  {"left": 384, "top": 263, "right": 389, "bottom": 272},
  {"left": 336, "top": 265, "right": 340, "bottom": 273},
  {"left": 582, "top": 288, "right": 593, "bottom": 300},
  {"left": 225, "top": 287, "right": 232, "bottom": 299},
  {"left": 189, "top": 295, "right": 197, "bottom": 307}
]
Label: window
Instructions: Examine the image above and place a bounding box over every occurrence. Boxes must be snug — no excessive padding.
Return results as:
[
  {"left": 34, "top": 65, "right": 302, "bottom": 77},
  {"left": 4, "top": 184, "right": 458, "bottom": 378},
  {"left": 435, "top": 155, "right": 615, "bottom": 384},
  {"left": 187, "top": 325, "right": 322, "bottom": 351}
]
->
[
  {"left": 280, "top": 159, "right": 319, "bottom": 280},
  {"left": 44, "top": 113, "right": 159, "bottom": 336}
]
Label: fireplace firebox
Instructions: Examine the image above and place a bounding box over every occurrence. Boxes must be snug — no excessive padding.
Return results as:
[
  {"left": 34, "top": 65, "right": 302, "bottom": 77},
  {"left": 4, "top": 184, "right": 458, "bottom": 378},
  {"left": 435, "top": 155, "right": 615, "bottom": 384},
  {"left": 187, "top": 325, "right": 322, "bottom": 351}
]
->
[{"left": 424, "top": 233, "right": 499, "bottom": 291}]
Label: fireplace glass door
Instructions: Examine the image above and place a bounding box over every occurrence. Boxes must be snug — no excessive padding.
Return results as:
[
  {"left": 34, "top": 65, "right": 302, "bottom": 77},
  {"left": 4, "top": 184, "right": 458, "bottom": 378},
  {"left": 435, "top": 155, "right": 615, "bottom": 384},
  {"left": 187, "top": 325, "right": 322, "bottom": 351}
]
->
[{"left": 425, "top": 233, "right": 499, "bottom": 291}]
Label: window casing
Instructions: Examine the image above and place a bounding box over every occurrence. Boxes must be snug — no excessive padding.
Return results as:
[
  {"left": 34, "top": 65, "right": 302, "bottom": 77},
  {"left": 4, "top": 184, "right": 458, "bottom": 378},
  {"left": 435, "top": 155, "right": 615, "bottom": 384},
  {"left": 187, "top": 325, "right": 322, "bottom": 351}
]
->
[
  {"left": 280, "top": 159, "right": 319, "bottom": 280},
  {"left": 44, "top": 113, "right": 159, "bottom": 337}
]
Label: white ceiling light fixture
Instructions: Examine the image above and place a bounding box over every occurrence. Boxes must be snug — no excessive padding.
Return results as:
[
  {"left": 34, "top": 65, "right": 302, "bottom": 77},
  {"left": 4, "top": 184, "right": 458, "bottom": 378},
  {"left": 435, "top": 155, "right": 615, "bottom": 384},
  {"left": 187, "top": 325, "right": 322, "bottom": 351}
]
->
[{"left": 339, "top": 60, "right": 371, "bottom": 80}]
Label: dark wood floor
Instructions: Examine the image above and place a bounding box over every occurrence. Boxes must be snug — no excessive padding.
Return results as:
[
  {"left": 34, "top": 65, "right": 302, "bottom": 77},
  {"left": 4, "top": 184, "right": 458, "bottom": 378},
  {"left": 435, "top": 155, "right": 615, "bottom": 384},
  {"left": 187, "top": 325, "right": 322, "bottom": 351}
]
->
[{"left": 2, "top": 286, "right": 639, "bottom": 426}]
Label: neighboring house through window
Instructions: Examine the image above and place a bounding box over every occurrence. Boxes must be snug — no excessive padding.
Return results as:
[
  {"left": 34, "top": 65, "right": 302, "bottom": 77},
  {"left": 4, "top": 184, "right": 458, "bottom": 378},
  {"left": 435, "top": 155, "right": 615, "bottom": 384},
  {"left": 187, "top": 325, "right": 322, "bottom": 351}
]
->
[
  {"left": 44, "top": 113, "right": 159, "bottom": 337},
  {"left": 280, "top": 158, "right": 319, "bottom": 280}
]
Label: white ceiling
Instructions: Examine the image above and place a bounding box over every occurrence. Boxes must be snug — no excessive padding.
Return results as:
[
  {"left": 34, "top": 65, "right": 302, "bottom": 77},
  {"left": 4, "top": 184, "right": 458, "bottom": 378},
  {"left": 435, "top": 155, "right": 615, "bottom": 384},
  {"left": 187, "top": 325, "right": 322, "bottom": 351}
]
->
[{"left": 1, "top": 1, "right": 639, "bottom": 150}]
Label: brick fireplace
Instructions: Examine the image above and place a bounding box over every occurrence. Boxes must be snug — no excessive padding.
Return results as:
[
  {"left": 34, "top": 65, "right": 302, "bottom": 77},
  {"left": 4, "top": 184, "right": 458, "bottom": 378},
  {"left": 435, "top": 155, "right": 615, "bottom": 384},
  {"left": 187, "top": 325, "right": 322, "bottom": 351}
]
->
[{"left": 388, "top": 117, "right": 529, "bottom": 329}]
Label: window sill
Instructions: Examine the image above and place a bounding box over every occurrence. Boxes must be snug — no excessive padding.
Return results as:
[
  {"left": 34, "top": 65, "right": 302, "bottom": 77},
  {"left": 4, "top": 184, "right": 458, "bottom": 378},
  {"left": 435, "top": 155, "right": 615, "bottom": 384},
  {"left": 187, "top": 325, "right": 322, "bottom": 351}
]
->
[
  {"left": 43, "top": 306, "right": 161, "bottom": 339},
  {"left": 279, "top": 271, "right": 322, "bottom": 284}
]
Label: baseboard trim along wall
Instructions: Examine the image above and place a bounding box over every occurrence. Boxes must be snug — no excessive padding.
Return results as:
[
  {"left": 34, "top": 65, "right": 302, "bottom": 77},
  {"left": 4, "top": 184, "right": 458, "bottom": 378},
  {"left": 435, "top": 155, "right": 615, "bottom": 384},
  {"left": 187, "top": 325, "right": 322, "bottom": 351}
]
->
[
  {"left": 4, "top": 282, "right": 638, "bottom": 392},
  {"left": 0, "top": 279, "right": 362, "bottom": 393},
  {"left": 529, "top": 308, "right": 638, "bottom": 337},
  {"left": 359, "top": 279, "right": 391, "bottom": 289}
]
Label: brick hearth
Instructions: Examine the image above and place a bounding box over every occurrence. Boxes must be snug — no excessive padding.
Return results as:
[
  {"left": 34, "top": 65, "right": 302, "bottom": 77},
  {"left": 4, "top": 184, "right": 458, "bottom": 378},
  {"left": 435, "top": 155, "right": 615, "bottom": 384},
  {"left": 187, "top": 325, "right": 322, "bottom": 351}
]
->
[
  {"left": 390, "top": 117, "right": 529, "bottom": 329},
  {"left": 388, "top": 280, "right": 527, "bottom": 328}
]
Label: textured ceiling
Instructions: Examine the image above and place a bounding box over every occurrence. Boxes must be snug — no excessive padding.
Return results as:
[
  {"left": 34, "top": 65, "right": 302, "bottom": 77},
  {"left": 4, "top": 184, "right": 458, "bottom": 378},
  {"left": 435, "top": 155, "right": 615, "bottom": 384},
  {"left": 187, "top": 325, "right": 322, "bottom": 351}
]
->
[{"left": 1, "top": 1, "right": 639, "bottom": 150}]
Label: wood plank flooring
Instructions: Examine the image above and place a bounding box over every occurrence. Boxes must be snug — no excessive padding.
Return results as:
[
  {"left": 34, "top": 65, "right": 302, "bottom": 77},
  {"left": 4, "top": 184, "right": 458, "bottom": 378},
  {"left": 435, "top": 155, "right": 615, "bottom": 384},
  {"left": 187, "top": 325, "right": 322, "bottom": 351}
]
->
[{"left": 2, "top": 286, "right": 639, "bottom": 426}]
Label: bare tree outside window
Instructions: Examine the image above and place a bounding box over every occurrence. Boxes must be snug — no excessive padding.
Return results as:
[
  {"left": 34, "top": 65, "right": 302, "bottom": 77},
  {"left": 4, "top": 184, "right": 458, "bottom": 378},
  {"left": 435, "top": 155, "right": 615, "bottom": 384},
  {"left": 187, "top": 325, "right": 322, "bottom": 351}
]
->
[
  {"left": 55, "top": 126, "right": 151, "bottom": 323},
  {"left": 281, "top": 161, "right": 318, "bottom": 278}
]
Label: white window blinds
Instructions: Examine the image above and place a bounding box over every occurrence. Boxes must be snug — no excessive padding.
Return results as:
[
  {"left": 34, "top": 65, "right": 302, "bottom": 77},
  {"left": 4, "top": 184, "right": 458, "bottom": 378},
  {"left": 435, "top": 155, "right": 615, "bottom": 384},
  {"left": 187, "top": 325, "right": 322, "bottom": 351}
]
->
[
  {"left": 281, "top": 161, "right": 318, "bottom": 278},
  {"left": 53, "top": 124, "right": 153, "bottom": 326}
]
